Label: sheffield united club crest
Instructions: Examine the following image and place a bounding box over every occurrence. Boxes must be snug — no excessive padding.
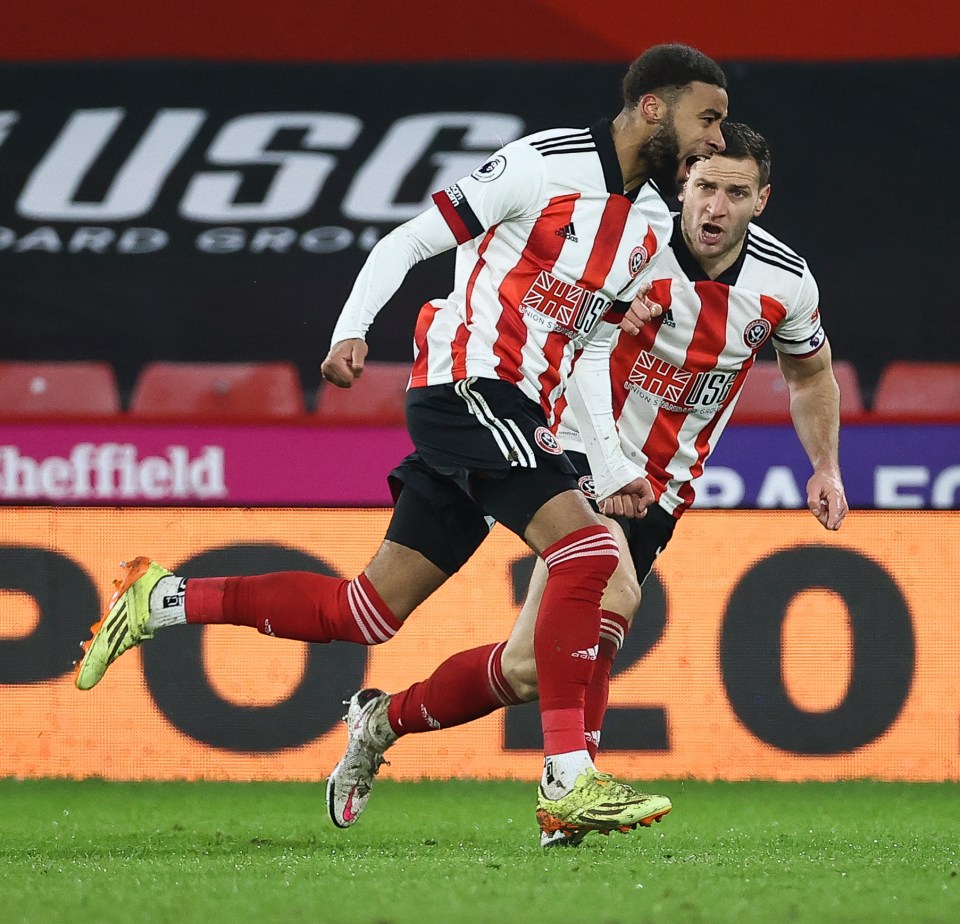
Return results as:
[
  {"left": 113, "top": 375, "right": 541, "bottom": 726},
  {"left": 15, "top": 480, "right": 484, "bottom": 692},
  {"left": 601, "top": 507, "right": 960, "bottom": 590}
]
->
[{"left": 743, "top": 318, "right": 772, "bottom": 348}]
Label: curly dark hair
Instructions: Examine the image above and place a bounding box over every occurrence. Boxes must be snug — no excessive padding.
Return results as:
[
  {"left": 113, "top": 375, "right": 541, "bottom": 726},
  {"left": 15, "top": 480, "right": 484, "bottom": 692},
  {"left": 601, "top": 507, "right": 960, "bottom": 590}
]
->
[{"left": 622, "top": 44, "right": 727, "bottom": 107}]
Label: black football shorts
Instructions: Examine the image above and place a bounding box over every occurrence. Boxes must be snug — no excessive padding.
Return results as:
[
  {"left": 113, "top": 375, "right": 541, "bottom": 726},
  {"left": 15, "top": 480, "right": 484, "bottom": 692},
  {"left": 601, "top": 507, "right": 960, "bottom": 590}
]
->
[{"left": 385, "top": 377, "right": 581, "bottom": 573}]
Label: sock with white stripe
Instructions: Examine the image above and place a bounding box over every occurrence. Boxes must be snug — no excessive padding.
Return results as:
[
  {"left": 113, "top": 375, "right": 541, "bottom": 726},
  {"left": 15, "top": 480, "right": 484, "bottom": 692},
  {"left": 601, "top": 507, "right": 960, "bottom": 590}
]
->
[
  {"left": 385, "top": 641, "right": 523, "bottom": 737},
  {"left": 535, "top": 525, "right": 620, "bottom": 757},
  {"left": 583, "top": 610, "right": 629, "bottom": 760},
  {"left": 184, "top": 571, "right": 403, "bottom": 644}
]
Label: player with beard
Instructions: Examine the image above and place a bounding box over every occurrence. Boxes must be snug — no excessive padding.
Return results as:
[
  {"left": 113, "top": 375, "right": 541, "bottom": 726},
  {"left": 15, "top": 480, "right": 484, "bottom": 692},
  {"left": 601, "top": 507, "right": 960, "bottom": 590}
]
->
[
  {"left": 75, "top": 45, "right": 729, "bottom": 844},
  {"left": 327, "top": 122, "right": 849, "bottom": 845}
]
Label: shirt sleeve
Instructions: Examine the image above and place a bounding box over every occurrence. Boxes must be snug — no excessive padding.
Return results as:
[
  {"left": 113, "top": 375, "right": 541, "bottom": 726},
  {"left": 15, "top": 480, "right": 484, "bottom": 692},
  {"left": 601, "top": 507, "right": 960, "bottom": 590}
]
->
[
  {"left": 772, "top": 264, "right": 827, "bottom": 357},
  {"left": 564, "top": 321, "right": 646, "bottom": 500},
  {"left": 330, "top": 142, "right": 547, "bottom": 346},
  {"left": 329, "top": 205, "right": 458, "bottom": 346},
  {"left": 431, "top": 142, "right": 547, "bottom": 244}
]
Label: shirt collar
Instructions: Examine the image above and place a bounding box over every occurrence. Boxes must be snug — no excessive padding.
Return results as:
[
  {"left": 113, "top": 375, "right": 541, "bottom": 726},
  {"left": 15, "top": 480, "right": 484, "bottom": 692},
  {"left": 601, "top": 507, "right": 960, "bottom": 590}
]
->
[
  {"left": 590, "top": 118, "right": 662, "bottom": 203},
  {"left": 590, "top": 119, "right": 627, "bottom": 196},
  {"left": 670, "top": 213, "right": 748, "bottom": 286}
]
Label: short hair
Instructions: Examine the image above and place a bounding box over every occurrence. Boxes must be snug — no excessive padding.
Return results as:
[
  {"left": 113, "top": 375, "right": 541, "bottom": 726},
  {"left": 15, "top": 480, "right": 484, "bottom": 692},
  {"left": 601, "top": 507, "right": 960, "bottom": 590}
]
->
[
  {"left": 719, "top": 121, "right": 772, "bottom": 187},
  {"left": 622, "top": 44, "right": 727, "bottom": 108}
]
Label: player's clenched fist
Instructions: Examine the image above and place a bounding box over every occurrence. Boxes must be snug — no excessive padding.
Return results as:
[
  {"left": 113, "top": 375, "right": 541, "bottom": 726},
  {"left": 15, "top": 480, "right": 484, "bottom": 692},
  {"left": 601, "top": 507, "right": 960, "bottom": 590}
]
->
[
  {"left": 599, "top": 476, "right": 656, "bottom": 519},
  {"left": 806, "top": 471, "right": 848, "bottom": 531},
  {"left": 321, "top": 338, "right": 368, "bottom": 387},
  {"left": 619, "top": 283, "right": 664, "bottom": 336}
]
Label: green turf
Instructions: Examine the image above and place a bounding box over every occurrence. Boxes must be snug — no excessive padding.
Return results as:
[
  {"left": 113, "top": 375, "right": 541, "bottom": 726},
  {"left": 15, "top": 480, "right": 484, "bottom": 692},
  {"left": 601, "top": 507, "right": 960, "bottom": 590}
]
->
[{"left": 1, "top": 779, "right": 958, "bottom": 924}]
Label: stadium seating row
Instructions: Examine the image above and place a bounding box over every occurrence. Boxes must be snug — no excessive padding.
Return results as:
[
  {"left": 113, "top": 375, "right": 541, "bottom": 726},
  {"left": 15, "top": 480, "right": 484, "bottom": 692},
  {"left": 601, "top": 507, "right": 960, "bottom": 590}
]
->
[
  {"left": 0, "top": 359, "right": 958, "bottom": 424},
  {"left": 0, "top": 361, "right": 409, "bottom": 425}
]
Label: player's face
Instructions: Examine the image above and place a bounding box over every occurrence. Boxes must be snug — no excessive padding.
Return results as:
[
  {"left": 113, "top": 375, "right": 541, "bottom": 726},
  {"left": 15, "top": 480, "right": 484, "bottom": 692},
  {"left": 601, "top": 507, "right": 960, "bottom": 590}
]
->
[
  {"left": 643, "top": 82, "right": 728, "bottom": 192},
  {"left": 679, "top": 155, "right": 770, "bottom": 265}
]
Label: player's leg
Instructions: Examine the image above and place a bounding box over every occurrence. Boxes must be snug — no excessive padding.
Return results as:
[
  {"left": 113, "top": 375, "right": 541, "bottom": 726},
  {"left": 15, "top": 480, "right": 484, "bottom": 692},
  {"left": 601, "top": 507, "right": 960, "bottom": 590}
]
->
[
  {"left": 500, "top": 535, "right": 642, "bottom": 848},
  {"left": 326, "top": 636, "right": 524, "bottom": 829},
  {"left": 325, "top": 472, "right": 601, "bottom": 832},
  {"left": 504, "top": 506, "right": 678, "bottom": 769},
  {"left": 500, "top": 515, "right": 641, "bottom": 758},
  {"left": 468, "top": 471, "right": 657, "bottom": 842},
  {"left": 333, "top": 517, "right": 633, "bottom": 764},
  {"left": 179, "top": 461, "right": 483, "bottom": 641},
  {"left": 325, "top": 469, "right": 495, "bottom": 827},
  {"left": 408, "top": 379, "right": 662, "bottom": 840},
  {"left": 367, "top": 487, "right": 617, "bottom": 741},
  {"left": 516, "top": 491, "right": 619, "bottom": 766},
  {"left": 324, "top": 513, "right": 649, "bottom": 840},
  {"left": 75, "top": 456, "right": 486, "bottom": 691},
  {"left": 504, "top": 489, "right": 668, "bottom": 840},
  {"left": 501, "top": 450, "right": 675, "bottom": 763}
]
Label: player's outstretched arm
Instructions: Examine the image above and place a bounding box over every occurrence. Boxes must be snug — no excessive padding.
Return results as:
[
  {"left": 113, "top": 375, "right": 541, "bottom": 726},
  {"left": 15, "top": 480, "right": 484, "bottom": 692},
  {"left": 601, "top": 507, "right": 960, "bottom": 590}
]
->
[
  {"left": 322, "top": 207, "right": 458, "bottom": 387},
  {"left": 778, "top": 342, "right": 849, "bottom": 531}
]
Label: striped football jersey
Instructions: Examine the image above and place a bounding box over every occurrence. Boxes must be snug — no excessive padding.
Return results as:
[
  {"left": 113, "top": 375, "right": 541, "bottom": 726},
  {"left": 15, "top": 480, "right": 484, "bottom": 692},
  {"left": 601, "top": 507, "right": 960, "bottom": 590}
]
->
[
  {"left": 558, "top": 214, "right": 825, "bottom": 515},
  {"left": 413, "top": 119, "right": 673, "bottom": 424}
]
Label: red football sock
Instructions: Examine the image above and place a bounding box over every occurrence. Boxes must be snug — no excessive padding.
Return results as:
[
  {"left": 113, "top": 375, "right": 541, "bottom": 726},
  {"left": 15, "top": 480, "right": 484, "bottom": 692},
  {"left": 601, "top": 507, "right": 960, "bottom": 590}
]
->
[
  {"left": 535, "top": 525, "right": 620, "bottom": 757},
  {"left": 184, "top": 571, "right": 402, "bottom": 644},
  {"left": 387, "top": 641, "right": 521, "bottom": 736},
  {"left": 583, "top": 611, "right": 629, "bottom": 760}
]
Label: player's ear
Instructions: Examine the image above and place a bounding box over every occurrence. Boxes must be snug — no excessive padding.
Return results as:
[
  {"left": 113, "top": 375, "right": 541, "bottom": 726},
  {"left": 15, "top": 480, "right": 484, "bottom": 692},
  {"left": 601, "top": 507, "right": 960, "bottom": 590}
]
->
[
  {"left": 754, "top": 184, "right": 771, "bottom": 216},
  {"left": 638, "top": 93, "right": 665, "bottom": 125}
]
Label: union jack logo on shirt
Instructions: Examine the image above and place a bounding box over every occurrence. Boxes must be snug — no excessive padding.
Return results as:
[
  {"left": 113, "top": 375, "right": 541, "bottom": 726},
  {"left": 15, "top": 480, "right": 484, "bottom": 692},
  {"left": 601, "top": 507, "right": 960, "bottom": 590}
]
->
[
  {"left": 519, "top": 271, "right": 585, "bottom": 327},
  {"left": 626, "top": 350, "right": 693, "bottom": 403}
]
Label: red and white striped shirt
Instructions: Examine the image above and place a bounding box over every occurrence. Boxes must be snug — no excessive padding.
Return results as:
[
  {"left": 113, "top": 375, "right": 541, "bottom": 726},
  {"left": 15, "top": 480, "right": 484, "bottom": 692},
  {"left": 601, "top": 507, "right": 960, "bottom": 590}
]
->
[
  {"left": 560, "top": 215, "right": 825, "bottom": 514},
  {"left": 412, "top": 120, "right": 672, "bottom": 423}
]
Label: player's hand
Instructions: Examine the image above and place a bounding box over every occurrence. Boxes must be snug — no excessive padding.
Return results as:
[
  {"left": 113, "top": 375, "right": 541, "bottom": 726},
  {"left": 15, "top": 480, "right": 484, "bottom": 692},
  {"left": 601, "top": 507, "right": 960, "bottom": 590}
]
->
[
  {"left": 321, "top": 338, "right": 368, "bottom": 387},
  {"left": 807, "top": 471, "right": 848, "bottom": 530},
  {"left": 619, "top": 284, "right": 664, "bottom": 336},
  {"left": 599, "top": 476, "right": 656, "bottom": 519}
]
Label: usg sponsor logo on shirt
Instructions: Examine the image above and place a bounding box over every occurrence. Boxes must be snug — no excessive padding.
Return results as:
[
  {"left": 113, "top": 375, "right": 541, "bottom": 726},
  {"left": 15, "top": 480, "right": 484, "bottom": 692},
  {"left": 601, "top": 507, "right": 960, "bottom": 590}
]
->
[
  {"left": 519, "top": 270, "right": 611, "bottom": 340},
  {"left": 626, "top": 350, "right": 736, "bottom": 414}
]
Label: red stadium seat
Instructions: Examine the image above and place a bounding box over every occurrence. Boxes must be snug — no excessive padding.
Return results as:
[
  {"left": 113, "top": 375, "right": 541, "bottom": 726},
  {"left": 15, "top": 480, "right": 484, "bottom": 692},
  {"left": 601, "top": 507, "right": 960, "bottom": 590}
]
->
[
  {"left": 730, "top": 359, "right": 864, "bottom": 422},
  {"left": 130, "top": 362, "right": 305, "bottom": 419},
  {"left": 731, "top": 360, "right": 792, "bottom": 421},
  {"left": 0, "top": 361, "right": 121, "bottom": 416},
  {"left": 872, "top": 362, "right": 960, "bottom": 418},
  {"left": 316, "top": 361, "right": 410, "bottom": 426}
]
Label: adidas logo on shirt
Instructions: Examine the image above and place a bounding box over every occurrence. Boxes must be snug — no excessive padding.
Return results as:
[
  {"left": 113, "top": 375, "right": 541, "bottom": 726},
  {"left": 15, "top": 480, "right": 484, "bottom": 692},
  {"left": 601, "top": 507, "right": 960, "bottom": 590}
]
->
[{"left": 555, "top": 222, "right": 578, "bottom": 243}]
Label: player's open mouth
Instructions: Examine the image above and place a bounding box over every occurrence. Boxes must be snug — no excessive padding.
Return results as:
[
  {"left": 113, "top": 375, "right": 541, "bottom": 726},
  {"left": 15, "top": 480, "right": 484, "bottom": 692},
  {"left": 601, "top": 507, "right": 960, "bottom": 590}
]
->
[
  {"left": 700, "top": 222, "right": 723, "bottom": 245},
  {"left": 683, "top": 155, "right": 706, "bottom": 179}
]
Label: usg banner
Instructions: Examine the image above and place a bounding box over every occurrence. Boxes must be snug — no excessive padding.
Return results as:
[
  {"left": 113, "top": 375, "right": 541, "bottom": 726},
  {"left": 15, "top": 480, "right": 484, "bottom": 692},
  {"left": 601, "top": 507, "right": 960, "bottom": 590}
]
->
[
  {"left": 0, "top": 508, "right": 957, "bottom": 782},
  {"left": 3, "top": 60, "right": 959, "bottom": 394}
]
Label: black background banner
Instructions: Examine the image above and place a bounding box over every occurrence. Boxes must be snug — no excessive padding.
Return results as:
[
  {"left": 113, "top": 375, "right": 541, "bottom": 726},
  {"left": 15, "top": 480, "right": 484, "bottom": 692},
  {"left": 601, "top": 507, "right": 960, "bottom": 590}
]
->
[{"left": 1, "top": 60, "right": 956, "bottom": 399}]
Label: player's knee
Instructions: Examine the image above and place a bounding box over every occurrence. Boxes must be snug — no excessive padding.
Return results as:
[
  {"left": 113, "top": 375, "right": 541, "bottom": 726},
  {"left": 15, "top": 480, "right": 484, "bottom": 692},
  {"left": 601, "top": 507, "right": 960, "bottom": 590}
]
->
[
  {"left": 547, "top": 524, "right": 620, "bottom": 584},
  {"left": 592, "top": 525, "right": 621, "bottom": 582},
  {"left": 605, "top": 565, "right": 642, "bottom": 626},
  {"left": 501, "top": 646, "right": 539, "bottom": 702}
]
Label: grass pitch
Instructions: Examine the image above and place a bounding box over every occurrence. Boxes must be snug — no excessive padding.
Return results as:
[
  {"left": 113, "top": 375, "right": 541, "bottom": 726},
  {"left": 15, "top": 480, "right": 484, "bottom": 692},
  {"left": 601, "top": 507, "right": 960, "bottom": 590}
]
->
[{"left": 1, "top": 779, "right": 957, "bottom": 924}]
